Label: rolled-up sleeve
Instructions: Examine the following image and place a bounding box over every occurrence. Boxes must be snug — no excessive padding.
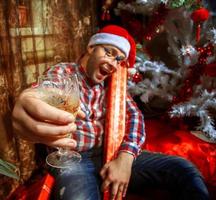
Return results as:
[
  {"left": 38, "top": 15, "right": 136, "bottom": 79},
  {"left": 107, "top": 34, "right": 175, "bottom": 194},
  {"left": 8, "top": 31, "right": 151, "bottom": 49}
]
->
[{"left": 119, "top": 93, "right": 145, "bottom": 158}]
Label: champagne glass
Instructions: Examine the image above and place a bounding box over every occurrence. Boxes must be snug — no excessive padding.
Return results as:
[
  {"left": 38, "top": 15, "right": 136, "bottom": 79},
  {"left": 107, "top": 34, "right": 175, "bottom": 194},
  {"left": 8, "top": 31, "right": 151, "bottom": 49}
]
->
[{"left": 37, "top": 73, "right": 81, "bottom": 168}]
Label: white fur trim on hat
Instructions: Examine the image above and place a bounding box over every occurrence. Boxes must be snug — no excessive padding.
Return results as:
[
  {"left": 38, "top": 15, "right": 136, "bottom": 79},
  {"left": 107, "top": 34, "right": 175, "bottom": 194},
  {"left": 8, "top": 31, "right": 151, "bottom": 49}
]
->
[{"left": 88, "top": 33, "right": 130, "bottom": 58}]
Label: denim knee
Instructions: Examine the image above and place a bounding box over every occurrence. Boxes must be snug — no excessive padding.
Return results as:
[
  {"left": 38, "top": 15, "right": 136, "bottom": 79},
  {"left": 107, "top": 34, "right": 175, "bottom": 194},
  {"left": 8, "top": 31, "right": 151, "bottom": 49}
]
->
[
  {"left": 166, "top": 157, "right": 209, "bottom": 200},
  {"left": 51, "top": 159, "right": 101, "bottom": 200}
]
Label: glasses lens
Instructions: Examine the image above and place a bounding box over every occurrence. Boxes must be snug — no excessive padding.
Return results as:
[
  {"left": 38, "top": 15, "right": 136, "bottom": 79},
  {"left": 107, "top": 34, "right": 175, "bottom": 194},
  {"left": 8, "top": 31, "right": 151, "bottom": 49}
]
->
[{"left": 102, "top": 46, "right": 127, "bottom": 66}]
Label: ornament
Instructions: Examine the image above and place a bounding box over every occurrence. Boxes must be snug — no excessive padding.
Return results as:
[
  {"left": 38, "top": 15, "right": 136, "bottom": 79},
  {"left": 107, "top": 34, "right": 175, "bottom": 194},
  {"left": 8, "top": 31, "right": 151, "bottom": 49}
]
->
[
  {"left": 132, "top": 72, "right": 142, "bottom": 83},
  {"left": 143, "top": 3, "right": 169, "bottom": 41},
  {"left": 101, "top": 0, "right": 113, "bottom": 21},
  {"left": 101, "top": 7, "right": 111, "bottom": 21},
  {"left": 191, "top": 8, "right": 209, "bottom": 22},
  {"left": 204, "top": 62, "right": 216, "bottom": 77},
  {"left": 172, "top": 96, "right": 178, "bottom": 104},
  {"left": 197, "top": 43, "right": 214, "bottom": 64},
  {"left": 191, "top": 8, "right": 210, "bottom": 42}
]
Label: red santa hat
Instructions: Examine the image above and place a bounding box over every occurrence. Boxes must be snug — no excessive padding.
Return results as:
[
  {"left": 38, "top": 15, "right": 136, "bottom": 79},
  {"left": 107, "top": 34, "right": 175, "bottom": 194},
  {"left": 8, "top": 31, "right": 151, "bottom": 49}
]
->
[{"left": 88, "top": 25, "right": 136, "bottom": 68}]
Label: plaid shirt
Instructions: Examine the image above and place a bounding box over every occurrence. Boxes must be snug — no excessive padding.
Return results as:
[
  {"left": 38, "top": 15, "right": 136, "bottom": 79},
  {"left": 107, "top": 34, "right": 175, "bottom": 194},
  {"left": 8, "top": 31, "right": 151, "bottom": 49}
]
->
[{"left": 45, "top": 63, "right": 145, "bottom": 158}]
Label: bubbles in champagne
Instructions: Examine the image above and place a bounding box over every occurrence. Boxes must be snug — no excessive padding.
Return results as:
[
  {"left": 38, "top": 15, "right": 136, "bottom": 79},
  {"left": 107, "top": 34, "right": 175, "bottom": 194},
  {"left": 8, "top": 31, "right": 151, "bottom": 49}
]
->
[{"left": 40, "top": 87, "right": 80, "bottom": 115}]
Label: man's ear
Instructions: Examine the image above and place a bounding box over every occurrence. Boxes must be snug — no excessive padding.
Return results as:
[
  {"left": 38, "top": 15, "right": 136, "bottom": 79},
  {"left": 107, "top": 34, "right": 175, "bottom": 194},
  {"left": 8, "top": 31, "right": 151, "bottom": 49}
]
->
[{"left": 87, "top": 45, "right": 95, "bottom": 55}]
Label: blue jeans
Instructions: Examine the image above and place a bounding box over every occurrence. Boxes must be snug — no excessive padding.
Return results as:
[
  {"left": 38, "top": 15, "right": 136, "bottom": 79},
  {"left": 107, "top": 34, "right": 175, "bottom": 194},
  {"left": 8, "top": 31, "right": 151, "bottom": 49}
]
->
[
  {"left": 129, "top": 151, "right": 209, "bottom": 200},
  {"left": 51, "top": 149, "right": 209, "bottom": 200},
  {"left": 51, "top": 148, "right": 103, "bottom": 200}
]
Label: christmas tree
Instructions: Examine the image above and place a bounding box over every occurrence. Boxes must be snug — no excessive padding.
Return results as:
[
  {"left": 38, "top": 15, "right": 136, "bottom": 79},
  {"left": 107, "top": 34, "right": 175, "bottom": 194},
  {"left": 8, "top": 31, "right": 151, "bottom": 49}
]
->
[{"left": 102, "top": 0, "right": 216, "bottom": 141}]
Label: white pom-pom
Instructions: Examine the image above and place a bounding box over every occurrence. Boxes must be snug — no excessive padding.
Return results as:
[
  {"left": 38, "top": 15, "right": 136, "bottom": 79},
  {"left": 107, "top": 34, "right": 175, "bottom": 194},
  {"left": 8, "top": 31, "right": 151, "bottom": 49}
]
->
[{"left": 128, "top": 68, "right": 137, "bottom": 76}]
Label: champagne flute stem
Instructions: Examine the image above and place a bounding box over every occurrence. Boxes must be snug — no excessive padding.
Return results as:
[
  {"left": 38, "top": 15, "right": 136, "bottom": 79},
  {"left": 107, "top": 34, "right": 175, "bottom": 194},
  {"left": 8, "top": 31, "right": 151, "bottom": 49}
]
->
[
  {"left": 58, "top": 132, "right": 72, "bottom": 155},
  {"left": 58, "top": 147, "right": 69, "bottom": 155}
]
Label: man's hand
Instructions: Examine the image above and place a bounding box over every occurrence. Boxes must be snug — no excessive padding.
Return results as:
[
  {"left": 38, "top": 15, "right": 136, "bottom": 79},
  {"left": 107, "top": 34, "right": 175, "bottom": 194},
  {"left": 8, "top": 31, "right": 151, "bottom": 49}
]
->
[
  {"left": 100, "top": 152, "right": 134, "bottom": 200},
  {"left": 12, "top": 88, "right": 85, "bottom": 148}
]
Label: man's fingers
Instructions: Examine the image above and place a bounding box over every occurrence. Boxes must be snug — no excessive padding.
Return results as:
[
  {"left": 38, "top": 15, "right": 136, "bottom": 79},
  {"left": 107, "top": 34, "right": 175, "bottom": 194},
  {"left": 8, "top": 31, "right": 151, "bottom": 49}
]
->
[
  {"left": 100, "top": 164, "right": 110, "bottom": 179},
  {"left": 15, "top": 120, "right": 78, "bottom": 148},
  {"left": 15, "top": 127, "right": 77, "bottom": 149},
  {"left": 111, "top": 183, "right": 125, "bottom": 200},
  {"left": 31, "top": 122, "right": 77, "bottom": 136},
  {"left": 22, "top": 96, "right": 75, "bottom": 124},
  {"left": 17, "top": 129, "right": 77, "bottom": 149},
  {"left": 111, "top": 183, "right": 119, "bottom": 200},
  {"left": 122, "top": 184, "right": 128, "bottom": 197},
  {"left": 101, "top": 178, "right": 111, "bottom": 192},
  {"left": 12, "top": 88, "right": 79, "bottom": 149},
  {"left": 77, "top": 109, "right": 85, "bottom": 119},
  {"left": 14, "top": 107, "right": 77, "bottom": 137},
  {"left": 117, "top": 184, "right": 125, "bottom": 199},
  {"left": 44, "top": 137, "right": 77, "bottom": 149}
]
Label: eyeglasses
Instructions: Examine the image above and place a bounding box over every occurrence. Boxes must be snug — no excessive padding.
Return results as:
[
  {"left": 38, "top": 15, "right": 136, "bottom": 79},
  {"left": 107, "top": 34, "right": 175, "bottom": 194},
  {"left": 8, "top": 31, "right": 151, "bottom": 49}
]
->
[{"left": 101, "top": 45, "right": 127, "bottom": 66}]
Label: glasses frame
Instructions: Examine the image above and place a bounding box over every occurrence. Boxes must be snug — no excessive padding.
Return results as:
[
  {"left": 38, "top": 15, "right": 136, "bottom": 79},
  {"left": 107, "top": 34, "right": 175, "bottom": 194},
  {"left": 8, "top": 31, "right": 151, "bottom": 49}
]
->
[{"left": 101, "top": 45, "right": 127, "bottom": 66}]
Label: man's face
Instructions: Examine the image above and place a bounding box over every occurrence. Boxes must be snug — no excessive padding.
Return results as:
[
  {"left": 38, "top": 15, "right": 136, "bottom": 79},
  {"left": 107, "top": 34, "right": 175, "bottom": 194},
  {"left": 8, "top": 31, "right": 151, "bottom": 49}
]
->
[{"left": 85, "top": 45, "right": 126, "bottom": 84}]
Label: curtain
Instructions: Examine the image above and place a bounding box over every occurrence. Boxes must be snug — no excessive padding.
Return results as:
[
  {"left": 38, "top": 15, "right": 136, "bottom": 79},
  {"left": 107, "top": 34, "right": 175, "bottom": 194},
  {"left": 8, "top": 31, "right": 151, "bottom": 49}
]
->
[{"left": 0, "top": 0, "right": 99, "bottom": 198}]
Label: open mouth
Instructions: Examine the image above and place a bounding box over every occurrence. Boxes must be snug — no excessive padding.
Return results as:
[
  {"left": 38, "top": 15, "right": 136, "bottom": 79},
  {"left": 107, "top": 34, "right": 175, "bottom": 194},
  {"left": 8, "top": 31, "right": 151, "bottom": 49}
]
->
[
  {"left": 100, "top": 67, "right": 109, "bottom": 76},
  {"left": 99, "top": 64, "right": 113, "bottom": 76}
]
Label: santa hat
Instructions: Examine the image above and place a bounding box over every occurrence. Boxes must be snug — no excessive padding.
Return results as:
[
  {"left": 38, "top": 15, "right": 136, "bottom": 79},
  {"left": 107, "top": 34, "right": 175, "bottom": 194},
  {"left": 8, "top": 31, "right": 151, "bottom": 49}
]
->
[{"left": 88, "top": 25, "right": 136, "bottom": 68}]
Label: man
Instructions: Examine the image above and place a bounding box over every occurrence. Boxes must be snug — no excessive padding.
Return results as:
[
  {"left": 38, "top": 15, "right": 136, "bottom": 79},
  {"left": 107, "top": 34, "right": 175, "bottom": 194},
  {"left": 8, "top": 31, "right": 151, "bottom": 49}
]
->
[{"left": 12, "top": 25, "right": 209, "bottom": 200}]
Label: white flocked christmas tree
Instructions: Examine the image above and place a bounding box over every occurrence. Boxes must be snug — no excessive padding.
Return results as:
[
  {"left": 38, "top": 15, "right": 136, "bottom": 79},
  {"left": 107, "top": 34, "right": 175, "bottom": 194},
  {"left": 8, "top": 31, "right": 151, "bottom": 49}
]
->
[{"left": 112, "top": 0, "right": 216, "bottom": 141}]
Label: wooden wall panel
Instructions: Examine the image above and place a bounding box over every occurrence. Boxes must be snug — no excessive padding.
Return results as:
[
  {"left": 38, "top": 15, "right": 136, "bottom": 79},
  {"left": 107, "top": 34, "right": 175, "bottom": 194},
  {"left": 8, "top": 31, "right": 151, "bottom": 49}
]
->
[{"left": 0, "top": 0, "right": 100, "bottom": 198}]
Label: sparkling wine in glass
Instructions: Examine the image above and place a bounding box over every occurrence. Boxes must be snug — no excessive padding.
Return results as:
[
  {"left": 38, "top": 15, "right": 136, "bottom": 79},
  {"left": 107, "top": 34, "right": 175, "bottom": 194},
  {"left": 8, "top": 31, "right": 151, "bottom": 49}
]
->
[{"left": 38, "top": 73, "right": 81, "bottom": 168}]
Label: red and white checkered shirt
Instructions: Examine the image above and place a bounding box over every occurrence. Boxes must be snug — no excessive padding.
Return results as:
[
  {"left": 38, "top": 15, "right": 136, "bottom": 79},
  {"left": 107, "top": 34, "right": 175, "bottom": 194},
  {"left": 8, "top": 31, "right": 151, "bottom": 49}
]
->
[{"left": 45, "top": 63, "right": 145, "bottom": 158}]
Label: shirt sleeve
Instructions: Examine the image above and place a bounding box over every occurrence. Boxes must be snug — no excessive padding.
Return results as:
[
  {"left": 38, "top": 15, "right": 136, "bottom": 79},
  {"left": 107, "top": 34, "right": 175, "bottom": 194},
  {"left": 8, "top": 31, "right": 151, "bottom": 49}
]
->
[
  {"left": 118, "top": 93, "right": 145, "bottom": 158},
  {"left": 43, "top": 62, "right": 76, "bottom": 76},
  {"left": 31, "top": 63, "right": 75, "bottom": 88}
]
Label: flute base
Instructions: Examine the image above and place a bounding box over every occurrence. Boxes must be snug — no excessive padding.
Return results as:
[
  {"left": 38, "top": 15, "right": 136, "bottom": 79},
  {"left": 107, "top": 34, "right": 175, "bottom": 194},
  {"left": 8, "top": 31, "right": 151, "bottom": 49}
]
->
[{"left": 46, "top": 150, "right": 82, "bottom": 169}]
